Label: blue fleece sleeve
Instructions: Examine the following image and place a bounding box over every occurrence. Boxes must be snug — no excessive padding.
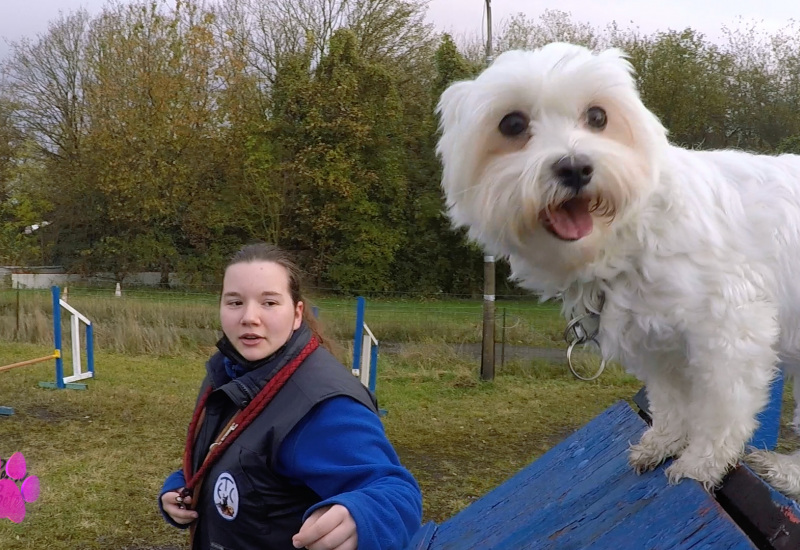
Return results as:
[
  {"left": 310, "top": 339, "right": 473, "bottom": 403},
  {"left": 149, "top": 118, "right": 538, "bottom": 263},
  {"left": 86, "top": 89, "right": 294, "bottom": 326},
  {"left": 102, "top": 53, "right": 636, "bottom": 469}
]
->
[
  {"left": 158, "top": 469, "right": 190, "bottom": 529},
  {"left": 276, "top": 396, "right": 423, "bottom": 550}
]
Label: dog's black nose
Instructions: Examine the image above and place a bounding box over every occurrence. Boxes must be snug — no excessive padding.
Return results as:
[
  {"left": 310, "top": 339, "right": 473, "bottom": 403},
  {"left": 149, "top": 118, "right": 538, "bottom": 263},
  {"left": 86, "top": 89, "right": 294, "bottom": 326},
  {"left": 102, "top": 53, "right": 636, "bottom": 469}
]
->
[{"left": 553, "top": 155, "right": 593, "bottom": 190}]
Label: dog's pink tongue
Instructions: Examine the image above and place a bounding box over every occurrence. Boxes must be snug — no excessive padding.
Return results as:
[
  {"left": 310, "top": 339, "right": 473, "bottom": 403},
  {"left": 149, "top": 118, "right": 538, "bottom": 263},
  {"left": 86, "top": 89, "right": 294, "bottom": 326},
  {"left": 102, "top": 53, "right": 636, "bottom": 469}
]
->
[{"left": 548, "top": 199, "right": 593, "bottom": 240}]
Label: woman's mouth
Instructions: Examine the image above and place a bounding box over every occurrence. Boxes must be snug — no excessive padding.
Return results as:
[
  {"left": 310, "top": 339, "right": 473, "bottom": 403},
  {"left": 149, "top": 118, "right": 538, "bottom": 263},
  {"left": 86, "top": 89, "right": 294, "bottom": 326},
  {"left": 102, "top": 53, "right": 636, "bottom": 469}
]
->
[{"left": 239, "top": 334, "right": 264, "bottom": 346}]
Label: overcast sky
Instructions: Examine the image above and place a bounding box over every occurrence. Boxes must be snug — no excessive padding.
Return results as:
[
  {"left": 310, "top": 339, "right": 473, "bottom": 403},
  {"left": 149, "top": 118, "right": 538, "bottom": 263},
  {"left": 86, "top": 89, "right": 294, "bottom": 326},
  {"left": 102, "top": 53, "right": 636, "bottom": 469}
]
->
[
  {"left": 0, "top": 0, "right": 797, "bottom": 60},
  {"left": 425, "top": 0, "right": 797, "bottom": 40}
]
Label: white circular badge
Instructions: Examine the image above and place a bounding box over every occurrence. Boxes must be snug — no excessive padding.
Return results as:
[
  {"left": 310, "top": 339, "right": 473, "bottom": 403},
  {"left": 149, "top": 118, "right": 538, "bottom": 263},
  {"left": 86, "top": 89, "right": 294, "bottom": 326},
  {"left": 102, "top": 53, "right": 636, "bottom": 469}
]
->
[{"left": 213, "top": 472, "right": 239, "bottom": 521}]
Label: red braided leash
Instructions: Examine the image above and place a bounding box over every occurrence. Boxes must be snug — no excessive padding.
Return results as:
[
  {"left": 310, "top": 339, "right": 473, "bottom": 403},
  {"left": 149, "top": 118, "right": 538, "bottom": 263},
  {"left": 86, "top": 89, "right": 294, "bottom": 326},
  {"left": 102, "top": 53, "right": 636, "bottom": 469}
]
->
[{"left": 181, "top": 336, "right": 320, "bottom": 495}]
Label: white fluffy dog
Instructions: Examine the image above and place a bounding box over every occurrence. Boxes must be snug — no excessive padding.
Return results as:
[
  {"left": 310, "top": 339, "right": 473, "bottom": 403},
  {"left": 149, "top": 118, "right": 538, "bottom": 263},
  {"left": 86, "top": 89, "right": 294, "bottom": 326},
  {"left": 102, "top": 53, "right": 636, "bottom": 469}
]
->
[{"left": 436, "top": 42, "right": 800, "bottom": 497}]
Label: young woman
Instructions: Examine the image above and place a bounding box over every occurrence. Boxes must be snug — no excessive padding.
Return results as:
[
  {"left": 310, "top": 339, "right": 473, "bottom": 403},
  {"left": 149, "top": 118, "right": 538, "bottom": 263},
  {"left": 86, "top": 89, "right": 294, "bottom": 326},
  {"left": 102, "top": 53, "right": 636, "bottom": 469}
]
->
[{"left": 159, "top": 243, "right": 422, "bottom": 550}]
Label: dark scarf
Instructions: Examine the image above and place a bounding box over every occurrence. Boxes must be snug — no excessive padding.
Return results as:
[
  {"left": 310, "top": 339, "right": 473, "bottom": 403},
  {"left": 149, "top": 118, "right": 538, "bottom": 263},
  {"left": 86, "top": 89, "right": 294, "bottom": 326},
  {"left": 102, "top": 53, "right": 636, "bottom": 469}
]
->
[{"left": 215, "top": 324, "right": 308, "bottom": 381}]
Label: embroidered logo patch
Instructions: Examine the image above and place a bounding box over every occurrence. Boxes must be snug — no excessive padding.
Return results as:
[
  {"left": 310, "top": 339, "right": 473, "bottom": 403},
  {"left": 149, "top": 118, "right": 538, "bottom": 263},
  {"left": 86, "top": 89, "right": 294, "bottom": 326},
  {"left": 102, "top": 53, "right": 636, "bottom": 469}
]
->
[{"left": 213, "top": 472, "right": 238, "bottom": 521}]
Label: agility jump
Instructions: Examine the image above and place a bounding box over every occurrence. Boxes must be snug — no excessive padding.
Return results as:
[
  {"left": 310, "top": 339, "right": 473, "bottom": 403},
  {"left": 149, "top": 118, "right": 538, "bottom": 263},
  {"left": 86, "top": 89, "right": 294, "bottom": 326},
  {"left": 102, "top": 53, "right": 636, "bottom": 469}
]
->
[
  {"left": 1, "top": 286, "right": 95, "bottom": 415},
  {"left": 348, "top": 296, "right": 386, "bottom": 417},
  {"left": 351, "top": 296, "right": 378, "bottom": 393},
  {"left": 38, "top": 285, "right": 95, "bottom": 390}
]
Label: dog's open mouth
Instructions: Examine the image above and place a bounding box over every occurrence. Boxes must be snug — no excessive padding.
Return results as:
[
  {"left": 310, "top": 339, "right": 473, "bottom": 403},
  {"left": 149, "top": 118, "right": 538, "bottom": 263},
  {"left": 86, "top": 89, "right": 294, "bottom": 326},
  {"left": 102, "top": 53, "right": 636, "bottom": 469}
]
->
[{"left": 539, "top": 198, "right": 594, "bottom": 241}]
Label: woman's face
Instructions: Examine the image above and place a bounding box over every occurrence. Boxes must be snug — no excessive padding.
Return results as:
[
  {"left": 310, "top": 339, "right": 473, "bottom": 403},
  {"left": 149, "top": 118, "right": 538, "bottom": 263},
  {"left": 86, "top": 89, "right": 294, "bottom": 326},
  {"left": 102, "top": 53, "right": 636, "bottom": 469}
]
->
[{"left": 220, "top": 260, "right": 304, "bottom": 362}]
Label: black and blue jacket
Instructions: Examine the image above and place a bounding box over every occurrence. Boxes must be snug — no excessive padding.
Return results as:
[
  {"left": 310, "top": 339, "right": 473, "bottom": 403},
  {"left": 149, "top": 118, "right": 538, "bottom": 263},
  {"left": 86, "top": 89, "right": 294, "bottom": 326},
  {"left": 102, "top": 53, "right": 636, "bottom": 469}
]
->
[{"left": 159, "top": 323, "right": 422, "bottom": 550}]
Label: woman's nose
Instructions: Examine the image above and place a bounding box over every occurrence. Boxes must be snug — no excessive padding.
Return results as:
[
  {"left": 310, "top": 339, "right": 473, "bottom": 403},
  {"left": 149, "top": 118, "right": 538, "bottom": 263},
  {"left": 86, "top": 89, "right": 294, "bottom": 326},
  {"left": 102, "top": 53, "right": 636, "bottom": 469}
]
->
[{"left": 241, "top": 302, "right": 261, "bottom": 324}]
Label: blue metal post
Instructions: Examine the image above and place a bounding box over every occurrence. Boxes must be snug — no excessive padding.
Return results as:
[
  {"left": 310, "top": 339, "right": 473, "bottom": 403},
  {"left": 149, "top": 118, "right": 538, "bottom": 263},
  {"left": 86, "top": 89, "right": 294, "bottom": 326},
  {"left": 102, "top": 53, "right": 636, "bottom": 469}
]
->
[
  {"left": 369, "top": 341, "right": 387, "bottom": 416},
  {"left": 748, "top": 367, "right": 784, "bottom": 450},
  {"left": 52, "top": 286, "right": 65, "bottom": 389},
  {"left": 369, "top": 343, "right": 379, "bottom": 394},
  {"left": 86, "top": 323, "right": 95, "bottom": 375},
  {"left": 352, "top": 297, "right": 365, "bottom": 373}
]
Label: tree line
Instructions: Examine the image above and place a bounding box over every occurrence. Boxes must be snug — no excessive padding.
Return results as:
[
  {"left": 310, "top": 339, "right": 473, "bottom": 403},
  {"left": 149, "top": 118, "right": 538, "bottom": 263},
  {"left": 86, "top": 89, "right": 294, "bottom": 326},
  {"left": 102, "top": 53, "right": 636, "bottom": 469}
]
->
[{"left": 1, "top": 1, "right": 799, "bottom": 293}]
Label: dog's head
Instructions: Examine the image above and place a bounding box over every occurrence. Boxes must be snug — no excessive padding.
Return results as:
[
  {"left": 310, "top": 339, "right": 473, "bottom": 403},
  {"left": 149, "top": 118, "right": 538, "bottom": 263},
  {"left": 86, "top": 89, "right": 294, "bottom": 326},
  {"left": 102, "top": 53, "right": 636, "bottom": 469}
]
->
[{"left": 436, "top": 42, "right": 667, "bottom": 291}]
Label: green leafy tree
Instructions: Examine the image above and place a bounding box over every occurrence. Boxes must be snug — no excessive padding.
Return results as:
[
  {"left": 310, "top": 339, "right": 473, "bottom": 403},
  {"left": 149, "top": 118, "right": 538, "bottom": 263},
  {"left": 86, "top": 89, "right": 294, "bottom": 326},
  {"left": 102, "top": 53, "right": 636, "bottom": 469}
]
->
[
  {"left": 213, "top": 0, "right": 438, "bottom": 290},
  {"left": 721, "top": 21, "right": 800, "bottom": 152},
  {"left": 211, "top": 5, "right": 285, "bottom": 250},
  {"left": 1, "top": 9, "right": 92, "bottom": 267},
  {"left": 79, "top": 0, "right": 223, "bottom": 282},
  {"left": 777, "top": 136, "right": 800, "bottom": 155},
  {"left": 0, "top": 98, "right": 21, "bottom": 189},
  {"left": 273, "top": 30, "right": 406, "bottom": 291},
  {"left": 632, "top": 29, "right": 732, "bottom": 148},
  {"left": 390, "top": 34, "right": 487, "bottom": 294},
  {"left": 0, "top": 138, "right": 54, "bottom": 265}
]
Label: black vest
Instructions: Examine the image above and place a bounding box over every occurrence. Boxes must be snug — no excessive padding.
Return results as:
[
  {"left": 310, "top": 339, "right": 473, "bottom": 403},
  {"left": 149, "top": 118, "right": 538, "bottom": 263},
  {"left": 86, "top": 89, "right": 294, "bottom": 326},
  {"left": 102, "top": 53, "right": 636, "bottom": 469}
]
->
[{"left": 190, "top": 338, "right": 378, "bottom": 550}]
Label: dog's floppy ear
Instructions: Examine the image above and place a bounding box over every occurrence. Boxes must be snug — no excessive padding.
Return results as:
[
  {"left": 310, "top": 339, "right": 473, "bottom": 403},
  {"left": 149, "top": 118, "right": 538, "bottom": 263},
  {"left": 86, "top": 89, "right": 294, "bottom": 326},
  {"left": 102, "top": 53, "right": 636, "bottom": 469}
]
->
[{"left": 436, "top": 80, "right": 473, "bottom": 133}]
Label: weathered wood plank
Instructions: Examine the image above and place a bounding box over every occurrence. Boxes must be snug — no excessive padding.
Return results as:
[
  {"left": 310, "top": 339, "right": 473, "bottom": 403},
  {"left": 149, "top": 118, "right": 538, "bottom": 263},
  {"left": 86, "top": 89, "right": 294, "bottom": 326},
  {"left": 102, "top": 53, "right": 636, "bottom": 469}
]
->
[{"left": 414, "top": 401, "right": 757, "bottom": 550}]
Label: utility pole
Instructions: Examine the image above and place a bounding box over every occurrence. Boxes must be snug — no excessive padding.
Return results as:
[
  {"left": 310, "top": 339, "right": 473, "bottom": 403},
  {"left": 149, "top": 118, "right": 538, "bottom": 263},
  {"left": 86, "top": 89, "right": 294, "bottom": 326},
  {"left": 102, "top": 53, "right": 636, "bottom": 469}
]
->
[
  {"left": 485, "top": 0, "right": 493, "bottom": 63},
  {"left": 481, "top": 0, "right": 496, "bottom": 381}
]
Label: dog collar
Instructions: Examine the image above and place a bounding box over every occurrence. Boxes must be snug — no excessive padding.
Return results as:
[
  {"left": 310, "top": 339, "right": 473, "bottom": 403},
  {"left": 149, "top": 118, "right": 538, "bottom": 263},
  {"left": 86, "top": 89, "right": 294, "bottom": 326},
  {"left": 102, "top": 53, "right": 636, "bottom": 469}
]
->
[{"left": 564, "top": 292, "right": 606, "bottom": 381}]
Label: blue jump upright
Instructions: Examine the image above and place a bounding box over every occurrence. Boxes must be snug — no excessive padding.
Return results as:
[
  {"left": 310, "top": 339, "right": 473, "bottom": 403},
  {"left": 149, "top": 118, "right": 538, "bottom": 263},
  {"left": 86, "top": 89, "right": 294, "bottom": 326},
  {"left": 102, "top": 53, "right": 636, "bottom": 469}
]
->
[{"left": 408, "top": 390, "right": 800, "bottom": 549}]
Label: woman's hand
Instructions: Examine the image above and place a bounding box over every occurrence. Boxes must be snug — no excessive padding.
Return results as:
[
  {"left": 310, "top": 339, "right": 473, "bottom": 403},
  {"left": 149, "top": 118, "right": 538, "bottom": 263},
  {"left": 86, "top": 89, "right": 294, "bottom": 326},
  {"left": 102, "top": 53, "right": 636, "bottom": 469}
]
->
[
  {"left": 292, "top": 504, "right": 357, "bottom": 550},
  {"left": 161, "top": 489, "right": 199, "bottom": 525}
]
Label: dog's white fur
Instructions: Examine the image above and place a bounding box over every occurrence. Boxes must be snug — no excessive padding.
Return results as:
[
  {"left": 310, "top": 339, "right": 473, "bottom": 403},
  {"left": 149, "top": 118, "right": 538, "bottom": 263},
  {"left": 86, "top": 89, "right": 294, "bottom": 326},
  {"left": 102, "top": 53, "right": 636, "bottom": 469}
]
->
[{"left": 436, "top": 42, "right": 800, "bottom": 497}]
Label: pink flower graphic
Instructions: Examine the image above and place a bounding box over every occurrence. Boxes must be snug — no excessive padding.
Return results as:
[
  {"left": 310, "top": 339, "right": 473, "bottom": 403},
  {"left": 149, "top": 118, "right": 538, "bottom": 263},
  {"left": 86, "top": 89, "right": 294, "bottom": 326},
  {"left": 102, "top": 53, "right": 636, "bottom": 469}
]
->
[{"left": 0, "top": 452, "right": 40, "bottom": 523}]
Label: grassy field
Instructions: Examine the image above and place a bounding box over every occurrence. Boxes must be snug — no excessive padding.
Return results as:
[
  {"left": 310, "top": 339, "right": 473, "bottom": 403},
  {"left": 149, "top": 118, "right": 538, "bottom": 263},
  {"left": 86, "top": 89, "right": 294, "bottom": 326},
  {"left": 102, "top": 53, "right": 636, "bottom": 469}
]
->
[
  {"left": 1, "top": 292, "right": 798, "bottom": 549},
  {"left": 0, "top": 338, "right": 646, "bottom": 550}
]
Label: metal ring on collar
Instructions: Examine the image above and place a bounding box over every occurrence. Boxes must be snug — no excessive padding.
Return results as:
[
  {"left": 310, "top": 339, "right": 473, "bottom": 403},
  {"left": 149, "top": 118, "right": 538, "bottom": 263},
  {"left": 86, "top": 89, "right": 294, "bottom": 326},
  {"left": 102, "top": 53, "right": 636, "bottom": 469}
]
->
[
  {"left": 563, "top": 312, "right": 598, "bottom": 344},
  {"left": 566, "top": 338, "right": 607, "bottom": 381}
]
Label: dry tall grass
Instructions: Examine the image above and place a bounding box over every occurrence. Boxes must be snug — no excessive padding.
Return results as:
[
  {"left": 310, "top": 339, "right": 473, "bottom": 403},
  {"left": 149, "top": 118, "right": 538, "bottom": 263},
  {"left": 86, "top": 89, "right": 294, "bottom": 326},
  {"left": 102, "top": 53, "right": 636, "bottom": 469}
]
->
[{"left": 0, "top": 288, "right": 565, "bottom": 357}]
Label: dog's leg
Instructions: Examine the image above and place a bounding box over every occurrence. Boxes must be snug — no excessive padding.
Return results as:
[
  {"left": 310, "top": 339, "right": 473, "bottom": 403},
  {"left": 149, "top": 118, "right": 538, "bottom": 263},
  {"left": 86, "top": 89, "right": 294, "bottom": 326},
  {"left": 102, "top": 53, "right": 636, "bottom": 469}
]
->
[
  {"left": 629, "top": 362, "right": 691, "bottom": 473},
  {"left": 665, "top": 302, "right": 779, "bottom": 490},
  {"left": 745, "top": 450, "right": 800, "bottom": 500},
  {"left": 744, "top": 363, "right": 800, "bottom": 501}
]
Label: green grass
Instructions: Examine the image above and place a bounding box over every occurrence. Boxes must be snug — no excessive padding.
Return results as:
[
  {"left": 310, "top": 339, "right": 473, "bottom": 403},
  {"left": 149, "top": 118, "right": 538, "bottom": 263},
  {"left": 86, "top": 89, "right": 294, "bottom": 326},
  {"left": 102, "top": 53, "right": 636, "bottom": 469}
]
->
[
  {"left": 0, "top": 343, "right": 206, "bottom": 549},
  {"left": 0, "top": 339, "right": 639, "bottom": 549}
]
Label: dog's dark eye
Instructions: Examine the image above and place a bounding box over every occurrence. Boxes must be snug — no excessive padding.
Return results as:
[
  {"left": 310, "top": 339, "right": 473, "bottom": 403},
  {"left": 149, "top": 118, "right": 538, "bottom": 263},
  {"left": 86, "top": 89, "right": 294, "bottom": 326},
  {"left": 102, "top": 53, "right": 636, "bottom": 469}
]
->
[
  {"left": 498, "top": 111, "right": 529, "bottom": 137},
  {"left": 586, "top": 106, "right": 607, "bottom": 130}
]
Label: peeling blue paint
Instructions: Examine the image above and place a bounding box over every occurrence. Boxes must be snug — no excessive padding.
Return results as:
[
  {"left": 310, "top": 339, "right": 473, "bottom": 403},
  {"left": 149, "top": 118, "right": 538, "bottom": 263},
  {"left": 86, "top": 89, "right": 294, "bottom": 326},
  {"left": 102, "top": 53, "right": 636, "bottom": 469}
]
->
[{"left": 407, "top": 401, "right": 757, "bottom": 550}]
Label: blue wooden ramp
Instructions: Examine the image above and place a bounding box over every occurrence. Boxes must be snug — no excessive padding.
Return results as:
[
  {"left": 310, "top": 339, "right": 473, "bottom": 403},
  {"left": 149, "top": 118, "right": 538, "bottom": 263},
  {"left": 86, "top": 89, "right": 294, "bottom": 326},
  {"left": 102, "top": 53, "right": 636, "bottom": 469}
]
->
[{"left": 407, "top": 401, "right": 757, "bottom": 550}]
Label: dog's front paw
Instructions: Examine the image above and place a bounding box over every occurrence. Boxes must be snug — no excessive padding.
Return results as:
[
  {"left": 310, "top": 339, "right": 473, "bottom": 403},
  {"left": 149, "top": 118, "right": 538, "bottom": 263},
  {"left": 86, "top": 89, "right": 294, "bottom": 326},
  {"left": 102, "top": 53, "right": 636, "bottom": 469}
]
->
[
  {"left": 628, "top": 443, "right": 666, "bottom": 473},
  {"left": 628, "top": 429, "right": 685, "bottom": 474},
  {"left": 664, "top": 454, "right": 731, "bottom": 491}
]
